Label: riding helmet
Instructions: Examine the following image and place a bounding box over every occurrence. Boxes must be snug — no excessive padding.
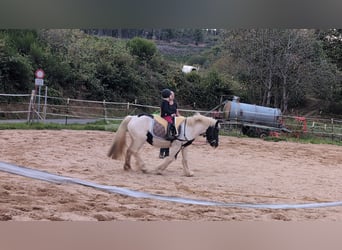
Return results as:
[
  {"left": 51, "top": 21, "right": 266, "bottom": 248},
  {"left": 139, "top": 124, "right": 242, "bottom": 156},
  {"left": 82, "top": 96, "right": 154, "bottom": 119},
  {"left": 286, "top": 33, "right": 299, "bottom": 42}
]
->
[{"left": 161, "top": 88, "right": 171, "bottom": 98}]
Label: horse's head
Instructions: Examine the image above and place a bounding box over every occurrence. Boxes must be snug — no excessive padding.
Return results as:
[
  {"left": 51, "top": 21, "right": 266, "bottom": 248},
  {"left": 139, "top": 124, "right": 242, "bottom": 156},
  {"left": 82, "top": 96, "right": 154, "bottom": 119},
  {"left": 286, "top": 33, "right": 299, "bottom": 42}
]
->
[{"left": 205, "top": 120, "right": 220, "bottom": 148}]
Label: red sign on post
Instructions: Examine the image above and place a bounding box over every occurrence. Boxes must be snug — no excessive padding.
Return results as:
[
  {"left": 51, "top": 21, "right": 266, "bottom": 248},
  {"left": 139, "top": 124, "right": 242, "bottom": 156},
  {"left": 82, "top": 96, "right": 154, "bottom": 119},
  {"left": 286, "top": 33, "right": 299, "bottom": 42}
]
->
[{"left": 35, "top": 69, "right": 45, "bottom": 79}]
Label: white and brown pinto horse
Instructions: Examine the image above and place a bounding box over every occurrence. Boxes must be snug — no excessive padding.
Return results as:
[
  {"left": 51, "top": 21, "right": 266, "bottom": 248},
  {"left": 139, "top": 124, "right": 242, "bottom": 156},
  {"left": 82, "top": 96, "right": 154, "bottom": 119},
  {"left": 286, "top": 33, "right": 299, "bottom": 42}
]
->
[{"left": 107, "top": 113, "right": 220, "bottom": 176}]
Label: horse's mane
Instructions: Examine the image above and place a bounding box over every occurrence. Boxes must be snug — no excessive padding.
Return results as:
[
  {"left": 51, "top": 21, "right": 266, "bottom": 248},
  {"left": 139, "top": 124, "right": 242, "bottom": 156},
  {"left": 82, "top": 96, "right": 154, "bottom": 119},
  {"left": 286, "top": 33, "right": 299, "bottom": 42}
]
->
[{"left": 186, "top": 113, "right": 217, "bottom": 127}]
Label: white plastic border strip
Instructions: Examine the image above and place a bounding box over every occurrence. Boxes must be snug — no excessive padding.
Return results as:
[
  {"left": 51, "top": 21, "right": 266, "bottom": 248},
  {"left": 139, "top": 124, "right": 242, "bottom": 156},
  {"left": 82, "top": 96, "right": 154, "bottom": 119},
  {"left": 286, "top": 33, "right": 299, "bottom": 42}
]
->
[{"left": 1, "top": 161, "right": 342, "bottom": 209}]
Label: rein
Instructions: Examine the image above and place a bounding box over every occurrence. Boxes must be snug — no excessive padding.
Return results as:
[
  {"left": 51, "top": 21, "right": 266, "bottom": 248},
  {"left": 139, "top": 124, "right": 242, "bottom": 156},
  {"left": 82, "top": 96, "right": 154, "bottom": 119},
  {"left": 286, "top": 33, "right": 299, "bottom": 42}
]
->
[{"left": 174, "top": 138, "right": 195, "bottom": 159}]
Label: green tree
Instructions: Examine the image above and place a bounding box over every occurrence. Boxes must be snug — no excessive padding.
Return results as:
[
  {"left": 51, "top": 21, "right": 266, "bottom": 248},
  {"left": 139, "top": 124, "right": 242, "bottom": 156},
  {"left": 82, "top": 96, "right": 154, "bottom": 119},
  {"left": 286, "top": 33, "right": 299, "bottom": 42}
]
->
[
  {"left": 126, "top": 37, "right": 157, "bottom": 62},
  {"left": 0, "top": 30, "right": 35, "bottom": 94},
  {"left": 193, "top": 29, "right": 204, "bottom": 45},
  {"left": 317, "top": 29, "right": 342, "bottom": 70},
  {"left": 202, "top": 70, "right": 232, "bottom": 107},
  {"left": 222, "top": 29, "right": 340, "bottom": 113},
  {"left": 316, "top": 29, "right": 342, "bottom": 112},
  {"left": 0, "top": 38, "right": 7, "bottom": 83}
]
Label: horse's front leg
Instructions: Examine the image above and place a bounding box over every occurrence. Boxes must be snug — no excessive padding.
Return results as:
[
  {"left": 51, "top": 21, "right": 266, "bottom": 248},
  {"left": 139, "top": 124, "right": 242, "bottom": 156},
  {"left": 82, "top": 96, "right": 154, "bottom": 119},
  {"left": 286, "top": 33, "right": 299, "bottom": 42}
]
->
[
  {"left": 154, "top": 156, "right": 174, "bottom": 175},
  {"left": 153, "top": 144, "right": 181, "bottom": 175},
  {"left": 181, "top": 146, "right": 193, "bottom": 177}
]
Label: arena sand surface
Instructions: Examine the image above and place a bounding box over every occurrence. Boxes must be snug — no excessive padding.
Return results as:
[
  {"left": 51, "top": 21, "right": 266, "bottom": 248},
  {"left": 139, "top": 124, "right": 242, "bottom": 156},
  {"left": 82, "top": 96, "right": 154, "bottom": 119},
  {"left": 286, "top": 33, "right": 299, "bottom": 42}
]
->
[{"left": 0, "top": 129, "right": 342, "bottom": 221}]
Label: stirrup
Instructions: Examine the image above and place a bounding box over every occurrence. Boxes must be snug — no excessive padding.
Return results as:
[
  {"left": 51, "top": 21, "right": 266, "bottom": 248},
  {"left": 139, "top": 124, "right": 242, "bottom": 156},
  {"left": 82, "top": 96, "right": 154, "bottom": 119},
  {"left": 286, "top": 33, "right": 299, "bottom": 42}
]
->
[
  {"left": 165, "top": 134, "right": 175, "bottom": 141},
  {"left": 165, "top": 124, "right": 176, "bottom": 140}
]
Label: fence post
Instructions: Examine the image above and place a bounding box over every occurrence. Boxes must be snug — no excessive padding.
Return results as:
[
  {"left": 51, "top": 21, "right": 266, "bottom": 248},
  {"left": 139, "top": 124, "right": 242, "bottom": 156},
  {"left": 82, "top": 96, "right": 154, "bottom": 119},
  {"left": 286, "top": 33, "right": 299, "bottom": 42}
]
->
[
  {"left": 331, "top": 118, "right": 334, "bottom": 141},
  {"left": 27, "top": 90, "right": 35, "bottom": 123},
  {"left": 65, "top": 98, "right": 70, "bottom": 125},
  {"left": 43, "top": 86, "right": 48, "bottom": 122},
  {"left": 103, "top": 99, "right": 107, "bottom": 123},
  {"left": 37, "top": 85, "right": 42, "bottom": 121},
  {"left": 126, "top": 102, "right": 130, "bottom": 115}
]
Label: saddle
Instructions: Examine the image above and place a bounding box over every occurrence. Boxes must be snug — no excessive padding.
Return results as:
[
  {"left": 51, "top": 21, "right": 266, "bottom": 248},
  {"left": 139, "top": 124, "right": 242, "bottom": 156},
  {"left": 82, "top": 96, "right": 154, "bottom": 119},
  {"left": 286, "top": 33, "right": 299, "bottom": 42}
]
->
[{"left": 152, "top": 114, "right": 185, "bottom": 139}]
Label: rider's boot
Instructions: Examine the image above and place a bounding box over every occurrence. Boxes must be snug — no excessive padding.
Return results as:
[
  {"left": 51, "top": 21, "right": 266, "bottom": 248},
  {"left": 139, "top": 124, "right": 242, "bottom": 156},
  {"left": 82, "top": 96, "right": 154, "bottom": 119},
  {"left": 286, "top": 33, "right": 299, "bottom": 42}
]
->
[{"left": 166, "top": 123, "right": 176, "bottom": 140}]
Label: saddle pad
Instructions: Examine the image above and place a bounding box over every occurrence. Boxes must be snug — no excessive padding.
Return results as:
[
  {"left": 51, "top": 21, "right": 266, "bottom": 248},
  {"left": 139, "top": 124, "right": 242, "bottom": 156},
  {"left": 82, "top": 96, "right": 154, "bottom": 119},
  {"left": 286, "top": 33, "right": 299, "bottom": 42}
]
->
[
  {"left": 152, "top": 115, "right": 186, "bottom": 138},
  {"left": 174, "top": 116, "right": 186, "bottom": 128},
  {"left": 153, "top": 114, "right": 168, "bottom": 129},
  {"left": 153, "top": 121, "right": 166, "bottom": 138}
]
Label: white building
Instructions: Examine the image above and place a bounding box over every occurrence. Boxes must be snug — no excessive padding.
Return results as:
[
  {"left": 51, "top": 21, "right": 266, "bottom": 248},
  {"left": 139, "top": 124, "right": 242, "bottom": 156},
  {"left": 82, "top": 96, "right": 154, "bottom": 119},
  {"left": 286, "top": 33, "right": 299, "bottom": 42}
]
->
[{"left": 182, "top": 65, "right": 199, "bottom": 74}]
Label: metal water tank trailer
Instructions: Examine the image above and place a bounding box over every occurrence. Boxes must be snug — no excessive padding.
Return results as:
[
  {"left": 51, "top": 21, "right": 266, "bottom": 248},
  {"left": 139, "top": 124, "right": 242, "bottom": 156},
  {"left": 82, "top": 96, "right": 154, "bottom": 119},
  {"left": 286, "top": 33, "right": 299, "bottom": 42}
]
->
[{"left": 223, "top": 97, "right": 282, "bottom": 128}]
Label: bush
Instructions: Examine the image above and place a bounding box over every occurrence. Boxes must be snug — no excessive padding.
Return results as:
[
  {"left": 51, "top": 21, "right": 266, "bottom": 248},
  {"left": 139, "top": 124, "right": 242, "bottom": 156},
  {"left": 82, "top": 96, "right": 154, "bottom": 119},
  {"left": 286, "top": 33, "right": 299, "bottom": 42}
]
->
[
  {"left": 126, "top": 37, "right": 157, "bottom": 62},
  {"left": 328, "top": 101, "right": 342, "bottom": 114}
]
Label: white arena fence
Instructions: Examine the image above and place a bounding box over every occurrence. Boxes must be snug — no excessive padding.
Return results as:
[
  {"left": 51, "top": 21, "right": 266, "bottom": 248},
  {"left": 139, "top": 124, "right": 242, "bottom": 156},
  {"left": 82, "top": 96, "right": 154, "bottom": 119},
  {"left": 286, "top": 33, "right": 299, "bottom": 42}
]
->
[
  {"left": 0, "top": 92, "right": 341, "bottom": 142},
  {"left": 0, "top": 92, "right": 211, "bottom": 122}
]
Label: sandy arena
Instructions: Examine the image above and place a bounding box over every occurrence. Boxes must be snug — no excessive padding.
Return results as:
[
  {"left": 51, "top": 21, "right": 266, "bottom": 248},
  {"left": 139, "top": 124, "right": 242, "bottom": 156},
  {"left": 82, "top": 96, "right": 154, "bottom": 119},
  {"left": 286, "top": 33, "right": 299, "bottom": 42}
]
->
[{"left": 0, "top": 129, "right": 342, "bottom": 221}]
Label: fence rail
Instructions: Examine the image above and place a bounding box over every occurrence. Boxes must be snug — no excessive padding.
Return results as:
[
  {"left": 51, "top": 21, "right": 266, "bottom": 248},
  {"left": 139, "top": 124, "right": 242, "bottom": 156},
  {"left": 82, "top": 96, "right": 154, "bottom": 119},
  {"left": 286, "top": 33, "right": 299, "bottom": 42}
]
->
[{"left": 0, "top": 92, "right": 341, "bottom": 142}]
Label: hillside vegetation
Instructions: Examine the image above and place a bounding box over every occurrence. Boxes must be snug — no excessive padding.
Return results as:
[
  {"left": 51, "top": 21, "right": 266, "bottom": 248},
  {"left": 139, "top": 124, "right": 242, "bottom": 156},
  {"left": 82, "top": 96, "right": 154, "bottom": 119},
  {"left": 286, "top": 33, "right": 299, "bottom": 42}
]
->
[{"left": 0, "top": 29, "right": 341, "bottom": 115}]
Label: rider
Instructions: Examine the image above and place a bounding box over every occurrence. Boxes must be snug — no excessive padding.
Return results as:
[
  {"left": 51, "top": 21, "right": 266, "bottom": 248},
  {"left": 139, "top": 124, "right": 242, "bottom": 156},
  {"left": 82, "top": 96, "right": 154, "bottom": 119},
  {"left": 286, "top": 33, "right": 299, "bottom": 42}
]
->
[
  {"left": 160, "top": 89, "right": 179, "bottom": 139},
  {"left": 159, "top": 89, "right": 179, "bottom": 158}
]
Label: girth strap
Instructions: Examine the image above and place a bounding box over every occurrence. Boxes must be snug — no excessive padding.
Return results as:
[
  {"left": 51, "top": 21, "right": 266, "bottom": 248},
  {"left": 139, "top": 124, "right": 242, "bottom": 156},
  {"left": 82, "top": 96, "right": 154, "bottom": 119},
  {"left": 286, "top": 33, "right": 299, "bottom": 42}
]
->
[{"left": 174, "top": 139, "right": 195, "bottom": 159}]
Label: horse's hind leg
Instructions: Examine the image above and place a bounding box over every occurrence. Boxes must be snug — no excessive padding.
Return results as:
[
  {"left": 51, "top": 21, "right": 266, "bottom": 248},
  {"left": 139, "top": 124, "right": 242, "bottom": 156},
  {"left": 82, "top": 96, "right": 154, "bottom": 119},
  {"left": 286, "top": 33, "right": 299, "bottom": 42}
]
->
[
  {"left": 124, "top": 138, "right": 146, "bottom": 172},
  {"left": 123, "top": 148, "right": 133, "bottom": 171},
  {"left": 133, "top": 152, "right": 147, "bottom": 173},
  {"left": 123, "top": 139, "right": 137, "bottom": 171}
]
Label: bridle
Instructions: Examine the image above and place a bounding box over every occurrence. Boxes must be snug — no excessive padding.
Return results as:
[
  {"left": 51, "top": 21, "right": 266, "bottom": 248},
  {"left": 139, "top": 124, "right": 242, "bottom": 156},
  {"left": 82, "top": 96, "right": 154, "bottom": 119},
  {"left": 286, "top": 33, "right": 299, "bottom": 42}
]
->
[
  {"left": 177, "top": 119, "right": 219, "bottom": 147},
  {"left": 205, "top": 120, "right": 220, "bottom": 147},
  {"left": 173, "top": 119, "right": 219, "bottom": 159}
]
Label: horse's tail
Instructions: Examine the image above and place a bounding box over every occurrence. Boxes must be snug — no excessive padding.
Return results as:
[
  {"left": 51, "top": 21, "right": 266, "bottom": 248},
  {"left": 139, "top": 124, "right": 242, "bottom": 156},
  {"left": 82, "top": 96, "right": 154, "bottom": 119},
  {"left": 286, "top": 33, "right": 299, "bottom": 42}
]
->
[{"left": 107, "top": 115, "right": 133, "bottom": 160}]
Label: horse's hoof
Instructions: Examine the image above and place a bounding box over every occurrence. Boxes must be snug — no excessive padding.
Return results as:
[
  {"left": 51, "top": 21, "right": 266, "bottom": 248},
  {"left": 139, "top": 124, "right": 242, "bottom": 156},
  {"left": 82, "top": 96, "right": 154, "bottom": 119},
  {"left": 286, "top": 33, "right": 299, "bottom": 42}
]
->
[
  {"left": 185, "top": 172, "right": 194, "bottom": 177},
  {"left": 123, "top": 165, "right": 131, "bottom": 171},
  {"left": 151, "top": 170, "right": 163, "bottom": 175}
]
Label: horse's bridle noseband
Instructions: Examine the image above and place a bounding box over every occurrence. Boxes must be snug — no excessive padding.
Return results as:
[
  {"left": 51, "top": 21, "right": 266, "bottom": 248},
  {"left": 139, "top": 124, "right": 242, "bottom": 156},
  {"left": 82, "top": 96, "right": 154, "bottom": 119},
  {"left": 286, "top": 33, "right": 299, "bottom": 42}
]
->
[{"left": 205, "top": 121, "right": 219, "bottom": 148}]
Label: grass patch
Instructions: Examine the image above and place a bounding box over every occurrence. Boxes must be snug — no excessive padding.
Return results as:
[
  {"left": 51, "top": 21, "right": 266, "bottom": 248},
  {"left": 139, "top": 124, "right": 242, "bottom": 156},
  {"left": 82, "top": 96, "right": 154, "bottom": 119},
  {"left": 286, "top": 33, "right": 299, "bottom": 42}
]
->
[
  {"left": 0, "top": 120, "right": 120, "bottom": 132},
  {"left": 263, "top": 134, "right": 342, "bottom": 146},
  {"left": 284, "top": 135, "right": 342, "bottom": 146},
  {"left": 221, "top": 127, "right": 342, "bottom": 146}
]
